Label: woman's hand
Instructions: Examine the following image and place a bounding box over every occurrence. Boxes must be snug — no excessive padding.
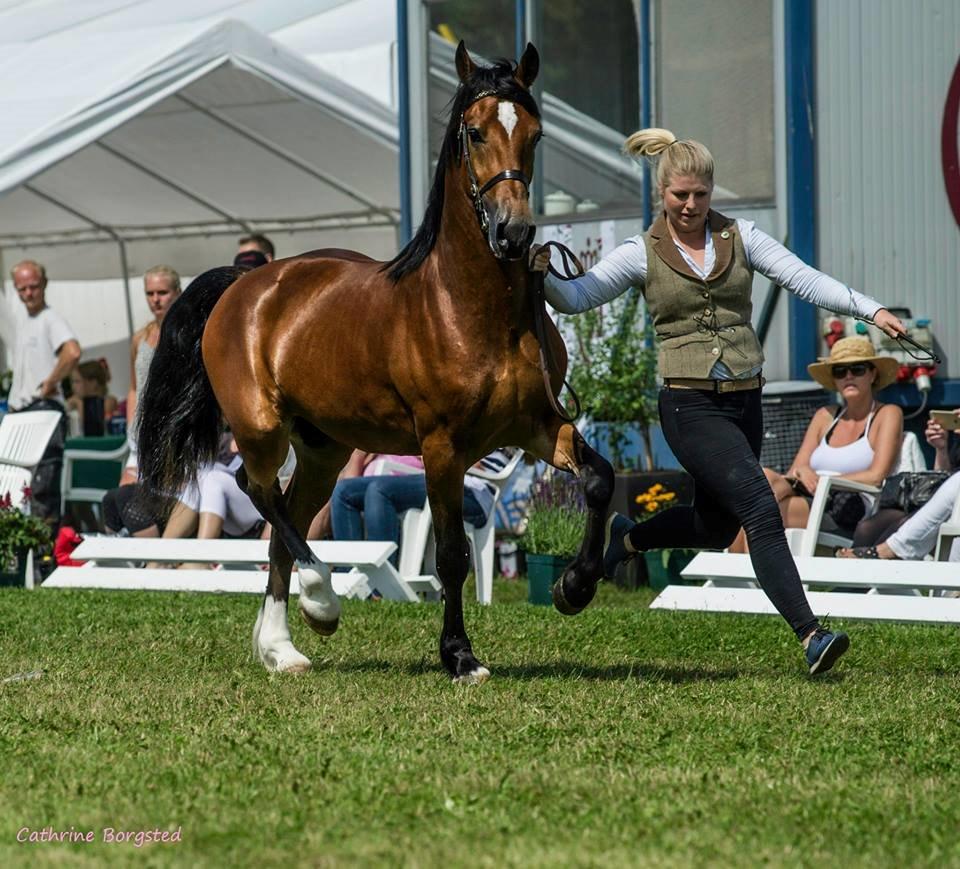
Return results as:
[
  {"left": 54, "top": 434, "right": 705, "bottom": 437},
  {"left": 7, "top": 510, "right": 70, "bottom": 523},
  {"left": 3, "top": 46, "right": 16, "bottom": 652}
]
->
[
  {"left": 789, "top": 467, "right": 819, "bottom": 496},
  {"left": 925, "top": 416, "right": 949, "bottom": 451},
  {"left": 873, "top": 308, "right": 907, "bottom": 338},
  {"left": 528, "top": 243, "right": 551, "bottom": 273}
]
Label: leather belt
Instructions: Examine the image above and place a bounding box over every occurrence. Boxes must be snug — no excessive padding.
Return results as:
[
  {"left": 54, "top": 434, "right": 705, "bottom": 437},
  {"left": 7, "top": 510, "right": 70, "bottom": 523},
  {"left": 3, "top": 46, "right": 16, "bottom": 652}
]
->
[{"left": 663, "top": 375, "right": 765, "bottom": 393}]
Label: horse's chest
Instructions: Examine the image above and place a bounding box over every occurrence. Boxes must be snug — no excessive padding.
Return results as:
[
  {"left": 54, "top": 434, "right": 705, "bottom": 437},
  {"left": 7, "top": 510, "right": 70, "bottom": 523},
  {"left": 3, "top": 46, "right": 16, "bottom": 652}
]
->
[{"left": 487, "top": 334, "right": 549, "bottom": 404}]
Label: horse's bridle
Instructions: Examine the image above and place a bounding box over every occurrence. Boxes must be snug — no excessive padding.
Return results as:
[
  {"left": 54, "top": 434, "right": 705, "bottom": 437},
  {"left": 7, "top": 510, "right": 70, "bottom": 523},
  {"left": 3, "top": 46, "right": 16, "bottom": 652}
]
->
[
  {"left": 457, "top": 90, "right": 532, "bottom": 236},
  {"left": 458, "top": 90, "right": 583, "bottom": 423}
]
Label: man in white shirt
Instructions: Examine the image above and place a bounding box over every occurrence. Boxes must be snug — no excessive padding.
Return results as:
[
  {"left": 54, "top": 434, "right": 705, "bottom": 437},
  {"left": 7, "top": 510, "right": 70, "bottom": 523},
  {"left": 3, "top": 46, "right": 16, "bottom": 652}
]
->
[{"left": 2, "top": 260, "right": 81, "bottom": 525}]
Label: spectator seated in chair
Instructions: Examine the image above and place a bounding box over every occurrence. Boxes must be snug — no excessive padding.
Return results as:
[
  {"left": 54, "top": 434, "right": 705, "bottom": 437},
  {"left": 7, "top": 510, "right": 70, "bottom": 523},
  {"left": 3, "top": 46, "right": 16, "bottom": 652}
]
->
[
  {"left": 838, "top": 408, "right": 960, "bottom": 560},
  {"left": 326, "top": 449, "right": 510, "bottom": 570},
  {"left": 729, "top": 337, "right": 903, "bottom": 553}
]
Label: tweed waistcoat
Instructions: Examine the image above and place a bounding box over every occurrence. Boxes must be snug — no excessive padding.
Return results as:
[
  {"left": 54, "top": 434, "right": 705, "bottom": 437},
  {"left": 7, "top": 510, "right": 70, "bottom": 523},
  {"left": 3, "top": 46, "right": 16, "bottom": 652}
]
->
[{"left": 643, "top": 210, "right": 764, "bottom": 379}]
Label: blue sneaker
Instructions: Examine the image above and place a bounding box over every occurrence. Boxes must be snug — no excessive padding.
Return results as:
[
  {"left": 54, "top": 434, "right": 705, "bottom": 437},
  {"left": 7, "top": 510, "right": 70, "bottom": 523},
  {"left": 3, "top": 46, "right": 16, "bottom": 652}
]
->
[
  {"left": 805, "top": 628, "right": 850, "bottom": 675},
  {"left": 602, "top": 512, "right": 637, "bottom": 579}
]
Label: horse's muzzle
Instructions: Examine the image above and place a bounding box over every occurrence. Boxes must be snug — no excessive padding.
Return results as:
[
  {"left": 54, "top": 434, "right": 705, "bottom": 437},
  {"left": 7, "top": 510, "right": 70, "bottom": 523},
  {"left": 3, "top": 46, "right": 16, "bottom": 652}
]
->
[{"left": 492, "top": 215, "right": 536, "bottom": 261}]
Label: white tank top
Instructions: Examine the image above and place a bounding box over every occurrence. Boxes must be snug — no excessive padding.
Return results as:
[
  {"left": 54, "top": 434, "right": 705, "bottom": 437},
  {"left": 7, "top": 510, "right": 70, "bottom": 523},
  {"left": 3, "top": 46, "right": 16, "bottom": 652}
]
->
[{"left": 809, "top": 403, "right": 877, "bottom": 475}]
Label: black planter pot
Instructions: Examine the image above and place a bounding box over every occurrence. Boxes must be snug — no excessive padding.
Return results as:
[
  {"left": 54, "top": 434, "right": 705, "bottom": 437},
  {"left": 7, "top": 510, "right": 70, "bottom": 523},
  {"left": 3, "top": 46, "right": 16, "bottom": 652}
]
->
[
  {"left": 608, "top": 470, "right": 694, "bottom": 589},
  {"left": 0, "top": 548, "right": 30, "bottom": 588}
]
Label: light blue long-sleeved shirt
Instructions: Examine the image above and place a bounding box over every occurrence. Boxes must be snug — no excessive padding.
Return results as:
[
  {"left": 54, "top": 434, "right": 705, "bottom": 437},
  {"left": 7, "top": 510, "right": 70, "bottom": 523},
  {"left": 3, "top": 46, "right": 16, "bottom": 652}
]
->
[{"left": 544, "top": 218, "right": 884, "bottom": 379}]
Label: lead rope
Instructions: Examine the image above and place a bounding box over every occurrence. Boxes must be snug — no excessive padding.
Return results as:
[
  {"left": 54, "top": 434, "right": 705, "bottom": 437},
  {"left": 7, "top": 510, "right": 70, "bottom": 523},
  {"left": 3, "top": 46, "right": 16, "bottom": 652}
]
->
[{"left": 529, "top": 241, "right": 585, "bottom": 423}]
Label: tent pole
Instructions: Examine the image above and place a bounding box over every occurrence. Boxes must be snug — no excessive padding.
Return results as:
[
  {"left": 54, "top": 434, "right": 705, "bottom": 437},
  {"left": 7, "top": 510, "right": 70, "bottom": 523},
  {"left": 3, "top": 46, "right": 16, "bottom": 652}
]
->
[{"left": 118, "top": 238, "right": 134, "bottom": 339}]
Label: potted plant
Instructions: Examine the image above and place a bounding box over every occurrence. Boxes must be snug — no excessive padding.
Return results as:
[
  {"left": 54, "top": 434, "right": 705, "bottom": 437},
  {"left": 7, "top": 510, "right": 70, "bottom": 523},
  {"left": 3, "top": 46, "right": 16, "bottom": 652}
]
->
[
  {"left": 567, "top": 289, "right": 659, "bottom": 471},
  {"left": 633, "top": 482, "right": 697, "bottom": 591},
  {"left": 519, "top": 472, "right": 585, "bottom": 605},
  {"left": 0, "top": 488, "right": 52, "bottom": 587}
]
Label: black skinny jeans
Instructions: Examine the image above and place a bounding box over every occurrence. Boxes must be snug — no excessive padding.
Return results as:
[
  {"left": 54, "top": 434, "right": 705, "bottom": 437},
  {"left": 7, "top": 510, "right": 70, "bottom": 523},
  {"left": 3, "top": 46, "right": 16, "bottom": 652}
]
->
[{"left": 630, "top": 387, "right": 820, "bottom": 642}]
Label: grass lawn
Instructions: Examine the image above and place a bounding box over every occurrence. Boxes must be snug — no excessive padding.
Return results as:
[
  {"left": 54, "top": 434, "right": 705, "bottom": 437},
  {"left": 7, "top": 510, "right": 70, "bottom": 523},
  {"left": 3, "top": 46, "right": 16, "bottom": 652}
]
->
[{"left": 2, "top": 578, "right": 959, "bottom": 868}]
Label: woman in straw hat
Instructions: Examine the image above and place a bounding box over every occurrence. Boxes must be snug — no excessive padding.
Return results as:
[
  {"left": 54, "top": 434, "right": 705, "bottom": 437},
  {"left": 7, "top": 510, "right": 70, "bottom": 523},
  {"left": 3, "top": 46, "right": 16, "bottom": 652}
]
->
[
  {"left": 729, "top": 336, "right": 902, "bottom": 550},
  {"left": 530, "top": 128, "right": 907, "bottom": 675}
]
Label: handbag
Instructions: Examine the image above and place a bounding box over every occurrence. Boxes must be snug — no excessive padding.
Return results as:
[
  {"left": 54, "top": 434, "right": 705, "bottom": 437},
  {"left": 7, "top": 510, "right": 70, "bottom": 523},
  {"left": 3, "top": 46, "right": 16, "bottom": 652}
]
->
[
  {"left": 878, "top": 471, "right": 950, "bottom": 513},
  {"left": 826, "top": 490, "right": 867, "bottom": 529}
]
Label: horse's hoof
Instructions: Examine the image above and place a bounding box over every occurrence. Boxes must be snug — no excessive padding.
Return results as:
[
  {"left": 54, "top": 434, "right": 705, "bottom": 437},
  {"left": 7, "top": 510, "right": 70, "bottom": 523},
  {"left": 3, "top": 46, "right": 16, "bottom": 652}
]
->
[
  {"left": 552, "top": 576, "right": 596, "bottom": 616},
  {"left": 299, "top": 603, "right": 339, "bottom": 637},
  {"left": 453, "top": 666, "right": 491, "bottom": 686},
  {"left": 259, "top": 643, "right": 313, "bottom": 674}
]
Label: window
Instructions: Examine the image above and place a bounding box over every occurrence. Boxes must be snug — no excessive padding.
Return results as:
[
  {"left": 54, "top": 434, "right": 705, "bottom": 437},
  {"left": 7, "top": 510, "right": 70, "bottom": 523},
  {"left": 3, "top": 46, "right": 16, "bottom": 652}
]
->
[
  {"left": 424, "top": 0, "right": 643, "bottom": 219},
  {"left": 656, "top": 0, "right": 774, "bottom": 202}
]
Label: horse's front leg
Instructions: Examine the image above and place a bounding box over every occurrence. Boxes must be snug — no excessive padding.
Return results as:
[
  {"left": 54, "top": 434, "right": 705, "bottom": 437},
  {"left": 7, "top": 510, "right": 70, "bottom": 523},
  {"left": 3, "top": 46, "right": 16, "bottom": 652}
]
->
[
  {"left": 421, "top": 435, "right": 489, "bottom": 684},
  {"left": 530, "top": 418, "right": 615, "bottom": 615}
]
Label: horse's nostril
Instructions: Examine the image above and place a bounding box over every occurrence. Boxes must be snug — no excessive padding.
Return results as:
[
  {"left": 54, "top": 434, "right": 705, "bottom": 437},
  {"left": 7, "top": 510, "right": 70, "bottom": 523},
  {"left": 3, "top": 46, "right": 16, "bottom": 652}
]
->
[{"left": 496, "top": 222, "right": 507, "bottom": 241}]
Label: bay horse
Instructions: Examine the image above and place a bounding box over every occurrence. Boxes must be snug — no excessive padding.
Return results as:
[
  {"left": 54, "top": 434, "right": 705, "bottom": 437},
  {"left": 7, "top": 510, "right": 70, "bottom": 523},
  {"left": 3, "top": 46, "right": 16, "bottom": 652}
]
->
[{"left": 137, "top": 42, "right": 615, "bottom": 683}]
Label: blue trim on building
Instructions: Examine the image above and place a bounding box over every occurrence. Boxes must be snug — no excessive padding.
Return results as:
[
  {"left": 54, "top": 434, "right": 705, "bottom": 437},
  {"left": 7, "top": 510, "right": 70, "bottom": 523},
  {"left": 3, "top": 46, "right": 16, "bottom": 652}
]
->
[
  {"left": 515, "top": 0, "right": 526, "bottom": 59},
  {"left": 784, "top": 0, "right": 818, "bottom": 379},
  {"left": 880, "top": 378, "right": 960, "bottom": 409},
  {"left": 640, "top": 0, "right": 653, "bottom": 229},
  {"left": 397, "top": 0, "right": 412, "bottom": 246}
]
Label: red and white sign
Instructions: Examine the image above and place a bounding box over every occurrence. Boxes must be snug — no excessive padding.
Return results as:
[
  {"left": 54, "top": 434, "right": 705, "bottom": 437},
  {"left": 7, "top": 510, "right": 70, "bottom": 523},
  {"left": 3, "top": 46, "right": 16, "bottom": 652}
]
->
[{"left": 943, "top": 57, "right": 960, "bottom": 228}]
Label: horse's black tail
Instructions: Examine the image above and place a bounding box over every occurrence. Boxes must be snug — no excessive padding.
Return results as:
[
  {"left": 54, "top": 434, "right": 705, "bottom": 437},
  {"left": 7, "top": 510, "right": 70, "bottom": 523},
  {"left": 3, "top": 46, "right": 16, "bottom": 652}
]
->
[{"left": 137, "top": 266, "right": 244, "bottom": 508}]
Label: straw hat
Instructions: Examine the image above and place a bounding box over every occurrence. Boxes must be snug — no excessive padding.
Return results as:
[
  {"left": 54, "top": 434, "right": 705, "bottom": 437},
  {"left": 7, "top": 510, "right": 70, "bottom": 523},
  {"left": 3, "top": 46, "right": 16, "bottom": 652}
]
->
[{"left": 807, "top": 336, "right": 899, "bottom": 391}]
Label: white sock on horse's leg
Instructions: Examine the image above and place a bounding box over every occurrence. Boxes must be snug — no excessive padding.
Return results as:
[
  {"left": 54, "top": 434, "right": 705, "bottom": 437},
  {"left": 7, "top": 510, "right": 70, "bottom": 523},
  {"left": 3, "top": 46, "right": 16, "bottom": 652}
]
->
[
  {"left": 296, "top": 558, "right": 341, "bottom": 635},
  {"left": 254, "top": 595, "right": 312, "bottom": 673}
]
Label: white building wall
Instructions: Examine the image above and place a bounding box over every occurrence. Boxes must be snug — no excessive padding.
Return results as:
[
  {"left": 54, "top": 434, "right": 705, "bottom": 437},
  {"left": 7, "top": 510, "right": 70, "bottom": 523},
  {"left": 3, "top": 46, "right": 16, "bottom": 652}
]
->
[{"left": 816, "top": 0, "right": 960, "bottom": 376}]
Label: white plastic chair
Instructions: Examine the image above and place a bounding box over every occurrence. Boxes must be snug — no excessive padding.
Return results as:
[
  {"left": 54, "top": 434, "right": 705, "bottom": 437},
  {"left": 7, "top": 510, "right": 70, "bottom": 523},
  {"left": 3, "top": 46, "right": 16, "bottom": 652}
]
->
[
  {"left": 398, "top": 450, "right": 525, "bottom": 604},
  {"left": 0, "top": 410, "right": 63, "bottom": 509},
  {"left": 0, "top": 410, "right": 63, "bottom": 589}
]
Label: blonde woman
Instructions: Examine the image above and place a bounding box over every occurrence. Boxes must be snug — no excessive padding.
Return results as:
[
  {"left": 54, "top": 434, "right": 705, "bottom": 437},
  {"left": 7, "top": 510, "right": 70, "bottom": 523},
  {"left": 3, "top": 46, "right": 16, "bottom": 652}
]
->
[
  {"left": 120, "top": 265, "right": 181, "bottom": 486},
  {"left": 531, "top": 128, "right": 906, "bottom": 675}
]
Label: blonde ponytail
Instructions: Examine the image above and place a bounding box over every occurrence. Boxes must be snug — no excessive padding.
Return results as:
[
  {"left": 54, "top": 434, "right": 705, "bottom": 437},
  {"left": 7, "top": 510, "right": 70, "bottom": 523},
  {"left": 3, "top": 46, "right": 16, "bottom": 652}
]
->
[
  {"left": 623, "top": 128, "right": 678, "bottom": 159},
  {"left": 623, "top": 127, "right": 715, "bottom": 192}
]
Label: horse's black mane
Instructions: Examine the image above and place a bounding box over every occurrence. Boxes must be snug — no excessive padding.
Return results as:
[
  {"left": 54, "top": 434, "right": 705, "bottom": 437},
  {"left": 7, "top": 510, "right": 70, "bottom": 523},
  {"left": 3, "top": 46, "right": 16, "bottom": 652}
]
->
[{"left": 383, "top": 59, "right": 540, "bottom": 282}]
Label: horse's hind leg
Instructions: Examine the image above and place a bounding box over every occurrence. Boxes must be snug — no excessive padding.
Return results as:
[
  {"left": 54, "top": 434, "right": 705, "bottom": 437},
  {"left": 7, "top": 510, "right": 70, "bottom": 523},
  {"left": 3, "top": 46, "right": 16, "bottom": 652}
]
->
[
  {"left": 529, "top": 418, "right": 615, "bottom": 614},
  {"left": 238, "top": 429, "right": 349, "bottom": 673},
  {"left": 421, "top": 434, "right": 489, "bottom": 684},
  {"left": 282, "top": 443, "right": 352, "bottom": 638}
]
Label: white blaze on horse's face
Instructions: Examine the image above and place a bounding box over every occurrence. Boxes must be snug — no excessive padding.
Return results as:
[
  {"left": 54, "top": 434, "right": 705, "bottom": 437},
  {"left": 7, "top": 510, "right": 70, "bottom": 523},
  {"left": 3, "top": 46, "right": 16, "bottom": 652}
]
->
[
  {"left": 464, "top": 96, "right": 539, "bottom": 260},
  {"left": 497, "top": 101, "right": 519, "bottom": 139}
]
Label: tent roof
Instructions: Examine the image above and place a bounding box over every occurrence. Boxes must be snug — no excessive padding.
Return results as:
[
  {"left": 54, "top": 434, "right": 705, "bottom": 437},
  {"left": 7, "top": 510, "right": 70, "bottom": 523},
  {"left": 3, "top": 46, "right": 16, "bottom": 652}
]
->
[
  {"left": 0, "top": 1, "right": 658, "bottom": 279},
  {"left": 0, "top": 6, "right": 400, "bottom": 277}
]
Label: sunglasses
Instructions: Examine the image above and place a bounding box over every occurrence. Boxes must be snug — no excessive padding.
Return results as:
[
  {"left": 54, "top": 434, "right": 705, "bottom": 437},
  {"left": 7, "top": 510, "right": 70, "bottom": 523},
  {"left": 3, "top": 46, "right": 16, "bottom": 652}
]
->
[{"left": 831, "top": 363, "right": 873, "bottom": 379}]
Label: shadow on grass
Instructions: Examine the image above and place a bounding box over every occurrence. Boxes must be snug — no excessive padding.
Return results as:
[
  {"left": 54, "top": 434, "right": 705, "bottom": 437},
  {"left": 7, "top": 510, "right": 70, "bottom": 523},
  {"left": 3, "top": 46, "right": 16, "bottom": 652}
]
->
[
  {"left": 329, "top": 657, "right": 857, "bottom": 684},
  {"left": 347, "top": 658, "right": 744, "bottom": 683},
  {"left": 492, "top": 662, "right": 742, "bottom": 684}
]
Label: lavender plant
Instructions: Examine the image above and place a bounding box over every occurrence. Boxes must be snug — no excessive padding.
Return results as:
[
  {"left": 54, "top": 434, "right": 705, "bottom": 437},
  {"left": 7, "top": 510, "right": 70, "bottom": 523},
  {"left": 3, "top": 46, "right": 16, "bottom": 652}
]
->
[{"left": 519, "top": 472, "right": 585, "bottom": 558}]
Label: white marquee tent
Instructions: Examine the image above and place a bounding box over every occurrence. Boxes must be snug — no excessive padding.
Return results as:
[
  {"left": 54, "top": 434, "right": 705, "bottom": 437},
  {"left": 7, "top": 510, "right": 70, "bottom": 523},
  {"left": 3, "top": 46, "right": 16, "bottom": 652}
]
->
[{"left": 0, "top": 0, "right": 643, "bottom": 394}]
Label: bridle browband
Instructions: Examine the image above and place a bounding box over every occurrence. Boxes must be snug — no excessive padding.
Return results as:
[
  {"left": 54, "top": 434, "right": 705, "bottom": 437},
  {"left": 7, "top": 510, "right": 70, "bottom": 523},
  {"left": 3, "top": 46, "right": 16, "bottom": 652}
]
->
[{"left": 457, "top": 89, "right": 532, "bottom": 235}]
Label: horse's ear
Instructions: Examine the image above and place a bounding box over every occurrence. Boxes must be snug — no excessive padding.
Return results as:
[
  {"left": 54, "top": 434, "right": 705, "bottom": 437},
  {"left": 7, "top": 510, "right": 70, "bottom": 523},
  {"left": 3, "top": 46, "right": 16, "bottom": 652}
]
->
[
  {"left": 455, "top": 41, "right": 476, "bottom": 83},
  {"left": 515, "top": 42, "right": 539, "bottom": 89}
]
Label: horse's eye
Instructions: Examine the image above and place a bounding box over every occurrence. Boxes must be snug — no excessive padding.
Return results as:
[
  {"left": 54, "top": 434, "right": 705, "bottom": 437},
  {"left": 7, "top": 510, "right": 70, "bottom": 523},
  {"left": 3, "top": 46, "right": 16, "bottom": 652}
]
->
[
  {"left": 532, "top": 131, "right": 544, "bottom": 147},
  {"left": 467, "top": 127, "right": 483, "bottom": 144}
]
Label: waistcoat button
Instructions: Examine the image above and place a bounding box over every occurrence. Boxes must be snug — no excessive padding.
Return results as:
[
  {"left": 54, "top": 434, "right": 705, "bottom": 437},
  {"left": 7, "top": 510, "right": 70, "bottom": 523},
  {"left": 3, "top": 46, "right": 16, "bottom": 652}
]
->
[{"left": 711, "top": 347, "right": 720, "bottom": 356}]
